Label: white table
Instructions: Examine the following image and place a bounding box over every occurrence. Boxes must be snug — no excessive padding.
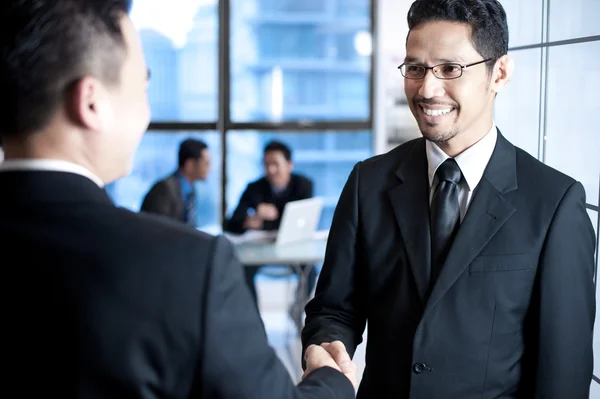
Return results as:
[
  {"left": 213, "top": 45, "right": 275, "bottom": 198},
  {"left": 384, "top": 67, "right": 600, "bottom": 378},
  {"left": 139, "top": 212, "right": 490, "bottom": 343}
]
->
[{"left": 233, "top": 238, "right": 327, "bottom": 266}]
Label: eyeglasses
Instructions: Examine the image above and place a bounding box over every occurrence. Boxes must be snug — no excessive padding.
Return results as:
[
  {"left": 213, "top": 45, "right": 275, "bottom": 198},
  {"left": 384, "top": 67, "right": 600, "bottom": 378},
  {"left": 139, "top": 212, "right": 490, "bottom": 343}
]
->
[{"left": 398, "top": 58, "right": 494, "bottom": 80}]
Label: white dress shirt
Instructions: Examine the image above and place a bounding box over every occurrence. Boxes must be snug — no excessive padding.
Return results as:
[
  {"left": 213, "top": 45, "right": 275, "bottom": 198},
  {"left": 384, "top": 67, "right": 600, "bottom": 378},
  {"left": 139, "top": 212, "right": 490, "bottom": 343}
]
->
[
  {"left": 0, "top": 158, "right": 104, "bottom": 187},
  {"left": 426, "top": 124, "right": 498, "bottom": 222}
]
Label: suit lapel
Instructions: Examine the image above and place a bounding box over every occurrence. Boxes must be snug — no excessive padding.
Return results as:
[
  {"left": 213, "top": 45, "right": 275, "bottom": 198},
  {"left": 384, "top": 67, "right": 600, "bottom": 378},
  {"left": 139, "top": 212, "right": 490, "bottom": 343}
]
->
[
  {"left": 426, "top": 130, "right": 519, "bottom": 310},
  {"left": 387, "top": 139, "right": 431, "bottom": 303}
]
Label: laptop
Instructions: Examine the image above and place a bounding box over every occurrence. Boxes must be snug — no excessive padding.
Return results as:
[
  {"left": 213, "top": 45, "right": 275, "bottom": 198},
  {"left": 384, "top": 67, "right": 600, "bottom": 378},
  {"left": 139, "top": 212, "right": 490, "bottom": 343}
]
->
[{"left": 274, "top": 197, "right": 324, "bottom": 245}]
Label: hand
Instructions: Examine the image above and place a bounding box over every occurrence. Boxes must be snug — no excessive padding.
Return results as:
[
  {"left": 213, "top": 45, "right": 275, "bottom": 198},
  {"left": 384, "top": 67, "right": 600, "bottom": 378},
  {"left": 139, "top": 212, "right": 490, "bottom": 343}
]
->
[
  {"left": 303, "top": 341, "right": 357, "bottom": 391},
  {"left": 243, "top": 215, "right": 263, "bottom": 230},
  {"left": 256, "top": 203, "right": 279, "bottom": 221}
]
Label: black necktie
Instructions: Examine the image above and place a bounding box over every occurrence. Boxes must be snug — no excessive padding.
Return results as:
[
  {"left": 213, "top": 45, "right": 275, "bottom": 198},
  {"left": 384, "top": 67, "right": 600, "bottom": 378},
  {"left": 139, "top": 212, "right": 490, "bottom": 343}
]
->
[{"left": 430, "top": 158, "right": 462, "bottom": 289}]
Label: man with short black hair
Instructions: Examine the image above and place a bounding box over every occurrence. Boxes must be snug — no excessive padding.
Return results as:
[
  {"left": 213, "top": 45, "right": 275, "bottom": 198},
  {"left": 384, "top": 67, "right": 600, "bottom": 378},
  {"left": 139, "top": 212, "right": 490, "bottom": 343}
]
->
[
  {"left": 141, "top": 138, "right": 211, "bottom": 225},
  {"left": 302, "top": 0, "right": 596, "bottom": 398},
  {"left": 0, "top": 1, "right": 357, "bottom": 397},
  {"left": 226, "top": 140, "right": 317, "bottom": 308}
]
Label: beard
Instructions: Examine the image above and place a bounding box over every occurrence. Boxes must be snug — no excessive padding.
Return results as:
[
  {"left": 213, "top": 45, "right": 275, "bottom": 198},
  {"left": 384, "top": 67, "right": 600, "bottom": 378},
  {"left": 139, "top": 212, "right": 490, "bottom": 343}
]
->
[
  {"left": 412, "top": 96, "right": 460, "bottom": 144},
  {"left": 420, "top": 122, "right": 460, "bottom": 144}
]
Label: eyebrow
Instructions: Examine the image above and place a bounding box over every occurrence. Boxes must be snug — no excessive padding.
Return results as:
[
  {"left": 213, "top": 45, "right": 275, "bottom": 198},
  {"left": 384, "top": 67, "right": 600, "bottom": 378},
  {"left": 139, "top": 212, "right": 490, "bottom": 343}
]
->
[{"left": 403, "top": 56, "right": 466, "bottom": 64}]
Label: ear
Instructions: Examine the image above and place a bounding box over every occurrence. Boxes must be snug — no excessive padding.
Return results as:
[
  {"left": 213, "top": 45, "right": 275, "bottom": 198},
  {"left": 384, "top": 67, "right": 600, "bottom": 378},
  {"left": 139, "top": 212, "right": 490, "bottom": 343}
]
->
[
  {"left": 67, "top": 76, "right": 114, "bottom": 131},
  {"left": 182, "top": 158, "right": 193, "bottom": 172},
  {"left": 490, "top": 55, "right": 514, "bottom": 94}
]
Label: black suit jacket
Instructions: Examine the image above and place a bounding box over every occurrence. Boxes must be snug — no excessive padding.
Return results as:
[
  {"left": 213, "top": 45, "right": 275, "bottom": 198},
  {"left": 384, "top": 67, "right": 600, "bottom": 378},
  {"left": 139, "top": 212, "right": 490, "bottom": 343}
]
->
[
  {"left": 1, "top": 170, "right": 354, "bottom": 399},
  {"left": 141, "top": 173, "right": 185, "bottom": 222},
  {"left": 226, "top": 173, "right": 313, "bottom": 234},
  {"left": 302, "top": 131, "right": 596, "bottom": 398}
]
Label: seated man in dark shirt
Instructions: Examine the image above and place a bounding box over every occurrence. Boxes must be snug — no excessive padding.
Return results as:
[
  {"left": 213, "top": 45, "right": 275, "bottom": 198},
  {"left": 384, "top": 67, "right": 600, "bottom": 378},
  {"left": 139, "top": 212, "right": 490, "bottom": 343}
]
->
[{"left": 226, "top": 140, "right": 318, "bottom": 310}]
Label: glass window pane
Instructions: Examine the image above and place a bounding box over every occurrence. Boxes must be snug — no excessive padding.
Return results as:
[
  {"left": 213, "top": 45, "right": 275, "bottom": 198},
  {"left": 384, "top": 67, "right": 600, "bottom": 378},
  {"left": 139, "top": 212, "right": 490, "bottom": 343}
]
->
[
  {"left": 494, "top": 49, "right": 542, "bottom": 158},
  {"left": 545, "top": 41, "right": 600, "bottom": 206},
  {"left": 105, "top": 131, "right": 222, "bottom": 230},
  {"left": 226, "top": 131, "right": 372, "bottom": 230},
  {"left": 230, "top": 0, "right": 371, "bottom": 122},
  {"left": 501, "top": 0, "right": 544, "bottom": 47},
  {"left": 131, "top": 1, "right": 218, "bottom": 121},
  {"left": 549, "top": 0, "right": 600, "bottom": 41}
]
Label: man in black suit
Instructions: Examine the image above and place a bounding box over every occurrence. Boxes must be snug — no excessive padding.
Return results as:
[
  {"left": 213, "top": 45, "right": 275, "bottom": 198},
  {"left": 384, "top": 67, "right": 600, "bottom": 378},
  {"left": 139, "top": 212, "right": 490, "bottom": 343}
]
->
[
  {"left": 141, "top": 138, "right": 211, "bottom": 226},
  {"left": 226, "top": 140, "right": 317, "bottom": 307},
  {"left": 302, "top": 0, "right": 596, "bottom": 398},
  {"left": 0, "top": 1, "right": 357, "bottom": 397}
]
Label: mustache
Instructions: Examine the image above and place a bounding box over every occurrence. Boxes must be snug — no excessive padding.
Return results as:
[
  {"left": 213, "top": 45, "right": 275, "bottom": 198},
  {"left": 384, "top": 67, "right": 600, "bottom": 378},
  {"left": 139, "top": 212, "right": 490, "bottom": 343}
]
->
[{"left": 414, "top": 97, "right": 458, "bottom": 108}]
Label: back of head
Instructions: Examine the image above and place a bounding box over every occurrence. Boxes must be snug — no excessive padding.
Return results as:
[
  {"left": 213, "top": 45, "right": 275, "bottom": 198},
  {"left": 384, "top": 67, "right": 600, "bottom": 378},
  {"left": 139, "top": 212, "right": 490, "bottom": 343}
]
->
[
  {"left": 0, "top": 0, "right": 133, "bottom": 138},
  {"left": 407, "top": 0, "right": 509, "bottom": 71}
]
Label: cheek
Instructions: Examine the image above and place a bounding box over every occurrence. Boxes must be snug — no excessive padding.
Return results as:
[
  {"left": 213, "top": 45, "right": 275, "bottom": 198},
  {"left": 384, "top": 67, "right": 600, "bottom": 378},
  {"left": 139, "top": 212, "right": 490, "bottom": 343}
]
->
[{"left": 404, "top": 82, "right": 419, "bottom": 98}]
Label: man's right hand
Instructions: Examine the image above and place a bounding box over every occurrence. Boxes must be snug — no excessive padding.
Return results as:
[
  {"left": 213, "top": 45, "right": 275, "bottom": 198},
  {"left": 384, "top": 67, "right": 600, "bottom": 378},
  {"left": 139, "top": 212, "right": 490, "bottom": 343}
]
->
[
  {"left": 256, "top": 203, "right": 279, "bottom": 221},
  {"left": 303, "top": 341, "right": 357, "bottom": 391}
]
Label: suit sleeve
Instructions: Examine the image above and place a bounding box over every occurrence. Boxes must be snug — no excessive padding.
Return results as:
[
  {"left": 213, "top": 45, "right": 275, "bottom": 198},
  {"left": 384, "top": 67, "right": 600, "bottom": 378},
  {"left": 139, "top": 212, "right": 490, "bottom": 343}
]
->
[
  {"left": 301, "top": 164, "right": 367, "bottom": 366},
  {"left": 528, "top": 181, "right": 596, "bottom": 398},
  {"left": 140, "top": 183, "right": 172, "bottom": 217},
  {"left": 225, "top": 186, "right": 254, "bottom": 234},
  {"left": 200, "top": 235, "right": 355, "bottom": 399}
]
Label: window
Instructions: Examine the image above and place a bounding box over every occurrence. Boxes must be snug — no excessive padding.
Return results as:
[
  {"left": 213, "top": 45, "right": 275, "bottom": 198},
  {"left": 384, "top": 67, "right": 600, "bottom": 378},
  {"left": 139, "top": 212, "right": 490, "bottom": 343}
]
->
[
  {"left": 501, "top": 0, "right": 544, "bottom": 47},
  {"left": 131, "top": 0, "right": 219, "bottom": 121},
  {"left": 106, "top": 131, "right": 222, "bottom": 229},
  {"left": 230, "top": 0, "right": 371, "bottom": 122},
  {"left": 117, "top": 0, "right": 373, "bottom": 230},
  {"left": 545, "top": 41, "right": 600, "bottom": 205},
  {"left": 548, "top": 0, "right": 600, "bottom": 41},
  {"left": 494, "top": 49, "right": 542, "bottom": 158},
  {"left": 226, "top": 131, "right": 372, "bottom": 230}
]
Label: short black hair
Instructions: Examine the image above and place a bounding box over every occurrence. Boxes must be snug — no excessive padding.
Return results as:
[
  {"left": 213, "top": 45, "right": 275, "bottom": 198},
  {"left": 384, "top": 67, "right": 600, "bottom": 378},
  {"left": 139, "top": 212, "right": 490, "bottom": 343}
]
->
[
  {"left": 178, "top": 138, "right": 208, "bottom": 168},
  {"left": 264, "top": 140, "right": 292, "bottom": 161},
  {"left": 407, "top": 0, "right": 509, "bottom": 72},
  {"left": 0, "top": 0, "right": 133, "bottom": 138}
]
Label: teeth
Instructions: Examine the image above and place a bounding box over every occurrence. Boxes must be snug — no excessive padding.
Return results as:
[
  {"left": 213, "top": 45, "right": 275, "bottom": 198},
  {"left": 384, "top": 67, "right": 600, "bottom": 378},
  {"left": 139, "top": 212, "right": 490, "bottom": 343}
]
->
[{"left": 422, "top": 107, "right": 452, "bottom": 117}]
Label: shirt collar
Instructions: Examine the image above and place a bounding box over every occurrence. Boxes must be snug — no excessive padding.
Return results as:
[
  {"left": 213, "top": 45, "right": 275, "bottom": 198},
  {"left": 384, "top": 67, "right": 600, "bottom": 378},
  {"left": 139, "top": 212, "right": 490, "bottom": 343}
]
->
[
  {"left": 426, "top": 123, "right": 498, "bottom": 191},
  {"left": 176, "top": 171, "right": 194, "bottom": 197},
  {"left": 0, "top": 158, "right": 104, "bottom": 187}
]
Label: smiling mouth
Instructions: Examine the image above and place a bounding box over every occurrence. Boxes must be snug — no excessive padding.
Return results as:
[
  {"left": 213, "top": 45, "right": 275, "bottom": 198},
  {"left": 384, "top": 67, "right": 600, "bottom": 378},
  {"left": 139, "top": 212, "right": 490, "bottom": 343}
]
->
[{"left": 420, "top": 106, "right": 453, "bottom": 117}]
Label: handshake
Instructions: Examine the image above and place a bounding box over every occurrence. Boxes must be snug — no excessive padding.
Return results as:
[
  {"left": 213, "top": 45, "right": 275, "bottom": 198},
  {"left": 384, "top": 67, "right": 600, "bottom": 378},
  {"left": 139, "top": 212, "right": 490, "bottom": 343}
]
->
[{"left": 303, "top": 341, "right": 358, "bottom": 390}]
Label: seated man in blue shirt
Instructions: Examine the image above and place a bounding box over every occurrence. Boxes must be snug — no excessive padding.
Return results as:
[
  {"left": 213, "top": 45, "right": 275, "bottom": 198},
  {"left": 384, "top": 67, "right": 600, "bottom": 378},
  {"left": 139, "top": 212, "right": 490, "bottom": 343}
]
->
[
  {"left": 141, "top": 138, "right": 211, "bottom": 225},
  {"left": 226, "top": 140, "right": 317, "bottom": 311}
]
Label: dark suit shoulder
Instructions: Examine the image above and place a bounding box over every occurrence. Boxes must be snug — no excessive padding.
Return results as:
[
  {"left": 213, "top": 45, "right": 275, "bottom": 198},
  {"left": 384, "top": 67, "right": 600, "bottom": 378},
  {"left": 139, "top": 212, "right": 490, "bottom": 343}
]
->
[
  {"left": 245, "top": 177, "right": 270, "bottom": 192},
  {"left": 514, "top": 146, "right": 575, "bottom": 189},
  {"left": 117, "top": 206, "right": 213, "bottom": 250},
  {"left": 512, "top": 146, "right": 581, "bottom": 208},
  {"left": 93, "top": 206, "right": 216, "bottom": 277},
  {"left": 291, "top": 173, "right": 313, "bottom": 185},
  {"left": 290, "top": 173, "right": 313, "bottom": 192},
  {"left": 360, "top": 137, "right": 424, "bottom": 173},
  {"left": 349, "top": 138, "right": 425, "bottom": 196}
]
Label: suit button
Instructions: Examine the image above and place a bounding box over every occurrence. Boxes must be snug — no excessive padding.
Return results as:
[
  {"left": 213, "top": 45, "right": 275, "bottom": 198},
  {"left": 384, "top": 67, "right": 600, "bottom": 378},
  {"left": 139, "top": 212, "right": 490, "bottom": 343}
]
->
[{"left": 412, "top": 362, "right": 425, "bottom": 374}]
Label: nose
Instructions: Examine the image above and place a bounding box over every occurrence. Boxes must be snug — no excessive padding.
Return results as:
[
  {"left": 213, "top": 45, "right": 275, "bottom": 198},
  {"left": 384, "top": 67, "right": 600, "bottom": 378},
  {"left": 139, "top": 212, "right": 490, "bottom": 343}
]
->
[{"left": 417, "top": 69, "right": 446, "bottom": 99}]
